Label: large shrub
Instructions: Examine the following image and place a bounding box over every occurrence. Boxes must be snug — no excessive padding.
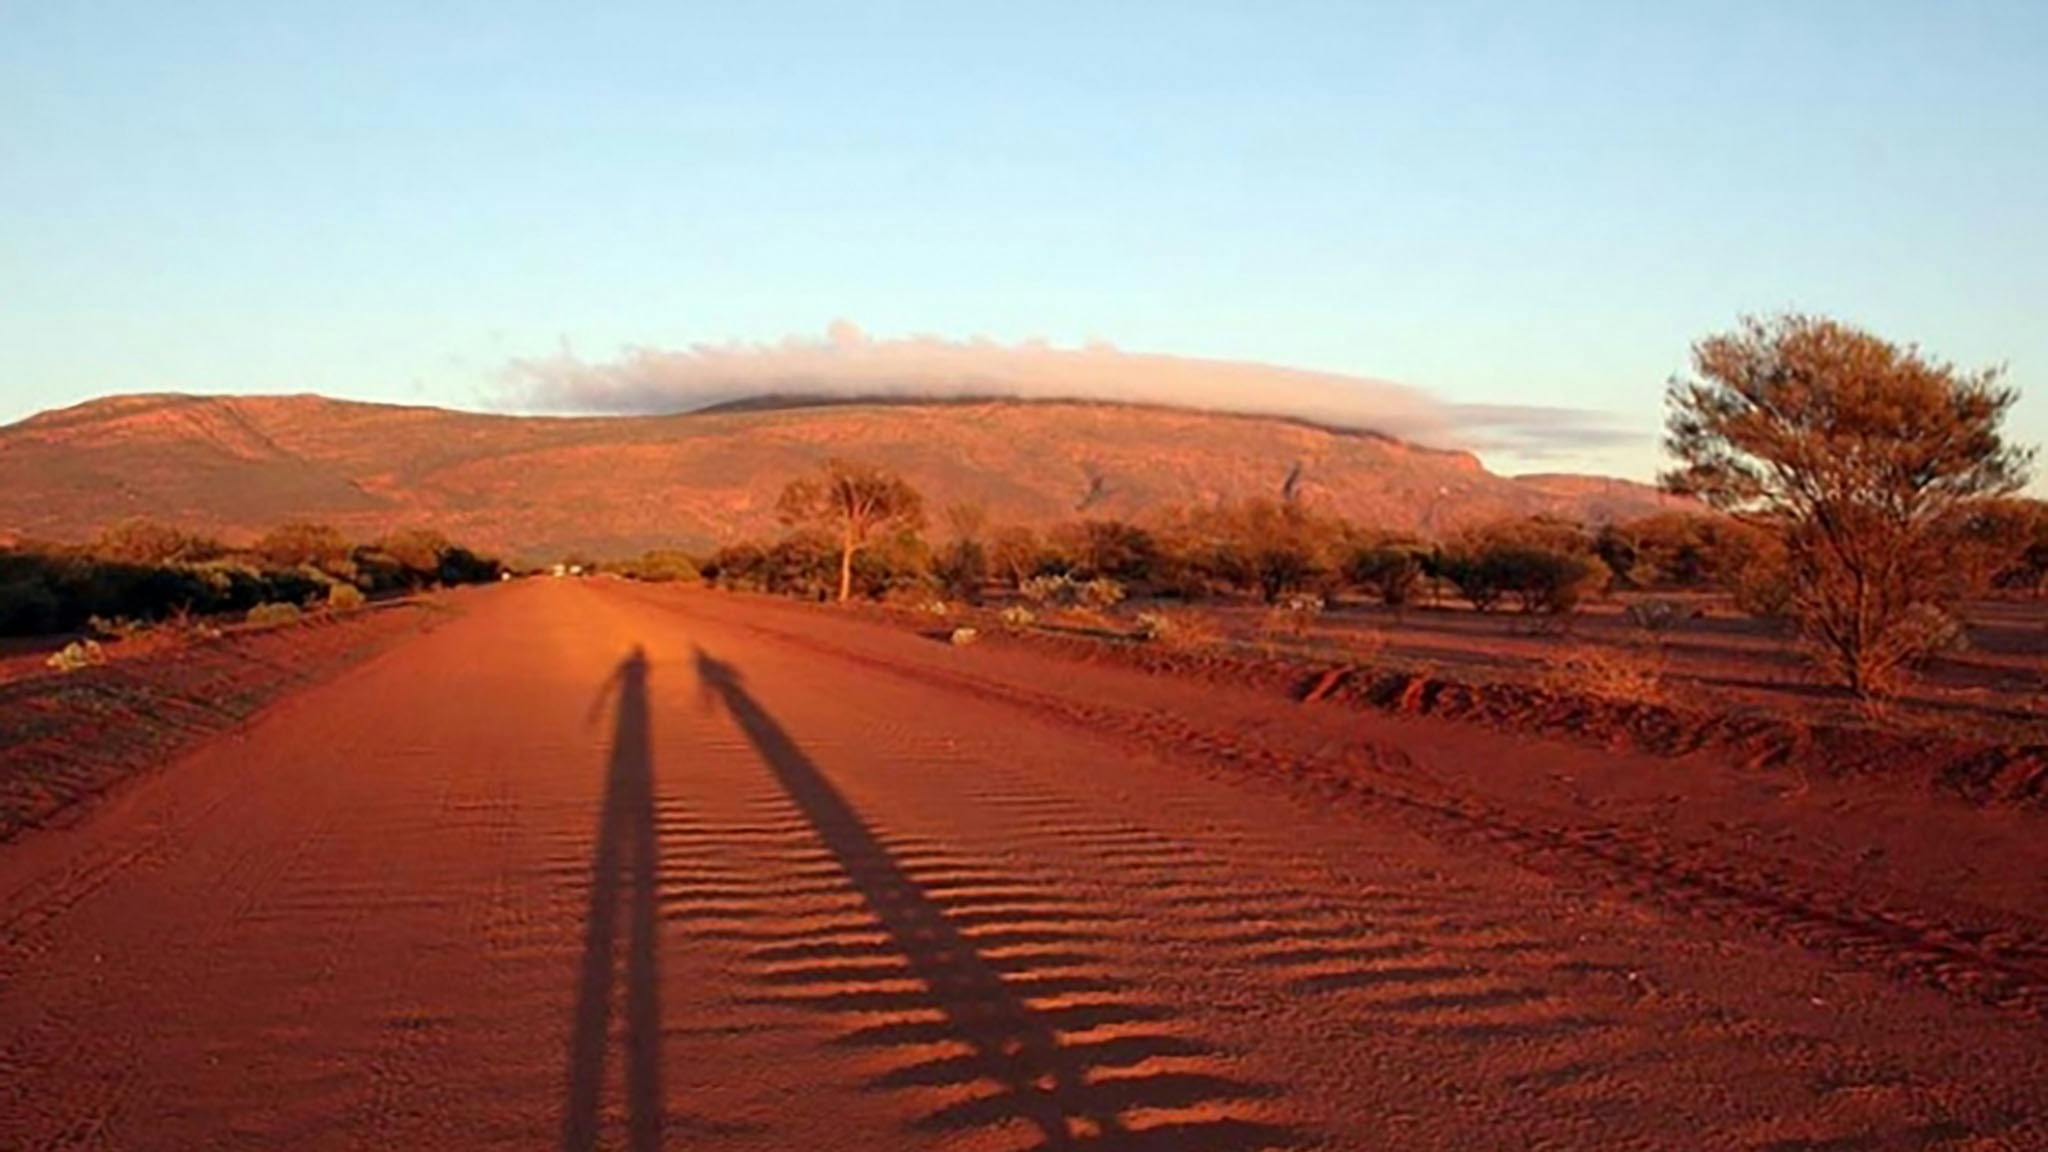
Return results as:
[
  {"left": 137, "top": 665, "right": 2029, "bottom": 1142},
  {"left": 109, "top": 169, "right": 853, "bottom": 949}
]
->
[
  {"left": 254, "top": 521, "right": 356, "bottom": 581},
  {"left": 1167, "top": 499, "right": 1345, "bottom": 603},
  {"left": 1439, "top": 522, "right": 1610, "bottom": 616},
  {"left": 1344, "top": 544, "right": 1427, "bottom": 608},
  {"left": 1664, "top": 313, "right": 2032, "bottom": 695},
  {"left": 1046, "top": 520, "right": 1161, "bottom": 585},
  {"left": 617, "top": 549, "right": 700, "bottom": 583}
]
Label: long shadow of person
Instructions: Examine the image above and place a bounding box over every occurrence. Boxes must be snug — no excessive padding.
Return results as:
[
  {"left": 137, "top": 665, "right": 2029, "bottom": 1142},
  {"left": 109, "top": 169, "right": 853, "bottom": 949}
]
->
[
  {"left": 561, "top": 646, "right": 663, "bottom": 1152},
  {"left": 692, "top": 644, "right": 1299, "bottom": 1150}
]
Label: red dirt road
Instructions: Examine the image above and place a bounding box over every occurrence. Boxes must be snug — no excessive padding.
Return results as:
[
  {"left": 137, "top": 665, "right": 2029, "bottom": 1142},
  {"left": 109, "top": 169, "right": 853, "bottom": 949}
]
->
[{"left": 3, "top": 579, "right": 2043, "bottom": 1150}]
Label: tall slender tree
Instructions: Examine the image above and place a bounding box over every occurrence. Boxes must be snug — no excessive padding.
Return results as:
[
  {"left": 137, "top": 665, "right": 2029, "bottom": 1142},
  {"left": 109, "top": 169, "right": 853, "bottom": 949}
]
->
[{"left": 776, "top": 460, "right": 925, "bottom": 603}]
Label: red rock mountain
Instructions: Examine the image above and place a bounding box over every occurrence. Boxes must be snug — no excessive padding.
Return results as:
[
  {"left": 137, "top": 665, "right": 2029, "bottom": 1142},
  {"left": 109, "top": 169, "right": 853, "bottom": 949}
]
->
[{"left": 1, "top": 393, "right": 1681, "bottom": 560}]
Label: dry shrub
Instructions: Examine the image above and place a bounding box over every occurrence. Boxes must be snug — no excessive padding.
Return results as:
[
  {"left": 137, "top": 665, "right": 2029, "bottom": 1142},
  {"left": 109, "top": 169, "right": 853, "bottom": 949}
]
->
[
  {"left": 159, "top": 605, "right": 223, "bottom": 643},
  {"left": 1810, "top": 602, "right": 1967, "bottom": 700},
  {"left": 1258, "top": 592, "right": 1325, "bottom": 642},
  {"left": 1133, "top": 609, "right": 1220, "bottom": 648},
  {"left": 46, "top": 639, "right": 108, "bottom": 673},
  {"left": 1623, "top": 597, "right": 1685, "bottom": 637},
  {"left": 326, "top": 583, "right": 367, "bottom": 613},
  {"left": 1341, "top": 624, "right": 1388, "bottom": 665},
  {"left": 1538, "top": 642, "right": 1666, "bottom": 704},
  {"left": 246, "top": 601, "right": 304, "bottom": 628},
  {"left": 86, "top": 614, "right": 148, "bottom": 640}
]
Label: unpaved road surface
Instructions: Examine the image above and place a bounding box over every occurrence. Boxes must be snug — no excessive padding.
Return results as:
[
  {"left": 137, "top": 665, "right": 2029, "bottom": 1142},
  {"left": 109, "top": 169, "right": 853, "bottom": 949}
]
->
[{"left": 3, "top": 580, "right": 2043, "bottom": 1150}]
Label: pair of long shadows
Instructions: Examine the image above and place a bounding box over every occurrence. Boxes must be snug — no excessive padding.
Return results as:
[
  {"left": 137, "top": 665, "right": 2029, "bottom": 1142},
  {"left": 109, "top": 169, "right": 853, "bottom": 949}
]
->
[{"left": 563, "top": 644, "right": 1301, "bottom": 1150}]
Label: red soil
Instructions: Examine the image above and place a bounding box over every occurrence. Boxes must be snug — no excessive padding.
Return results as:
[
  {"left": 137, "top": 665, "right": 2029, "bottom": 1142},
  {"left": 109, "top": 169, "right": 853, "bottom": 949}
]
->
[
  {"left": 1, "top": 579, "right": 2042, "bottom": 1150},
  {"left": 1212, "top": 594, "right": 2048, "bottom": 744},
  {"left": 0, "top": 600, "right": 454, "bottom": 840}
]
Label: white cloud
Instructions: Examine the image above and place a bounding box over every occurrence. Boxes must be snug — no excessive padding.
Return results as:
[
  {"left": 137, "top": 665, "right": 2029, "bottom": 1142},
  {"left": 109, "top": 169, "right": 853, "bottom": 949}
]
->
[{"left": 502, "top": 321, "right": 1629, "bottom": 458}]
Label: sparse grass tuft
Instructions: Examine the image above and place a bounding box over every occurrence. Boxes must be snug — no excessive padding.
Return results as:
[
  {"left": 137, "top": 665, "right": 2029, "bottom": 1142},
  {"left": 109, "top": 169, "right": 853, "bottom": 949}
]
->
[
  {"left": 1538, "top": 641, "right": 1666, "bottom": 704},
  {"left": 246, "top": 601, "right": 304, "bottom": 628},
  {"left": 45, "top": 639, "right": 108, "bottom": 673},
  {"left": 1132, "top": 609, "right": 1220, "bottom": 648}
]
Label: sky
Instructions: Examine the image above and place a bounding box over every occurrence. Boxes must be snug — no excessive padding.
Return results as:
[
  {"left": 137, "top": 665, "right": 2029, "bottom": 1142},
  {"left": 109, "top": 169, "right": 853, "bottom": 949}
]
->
[{"left": 3, "top": 2, "right": 2045, "bottom": 482}]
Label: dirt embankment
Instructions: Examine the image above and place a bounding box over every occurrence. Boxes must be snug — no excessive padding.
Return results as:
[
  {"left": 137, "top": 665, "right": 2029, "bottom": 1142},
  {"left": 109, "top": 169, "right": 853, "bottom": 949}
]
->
[
  {"left": 0, "top": 601, "right": 454, "bottom": 840},
  {"left": 805, "top": 597, "right": 2048, "bottom": 811},
  {"left": 1010, "top": 629, "right": 2048, "bottom": 808}
]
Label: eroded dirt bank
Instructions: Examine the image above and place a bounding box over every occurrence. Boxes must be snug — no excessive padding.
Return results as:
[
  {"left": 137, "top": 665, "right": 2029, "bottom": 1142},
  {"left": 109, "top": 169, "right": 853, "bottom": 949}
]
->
[
  {"left": 0, "top": 599, "right": 456, "bottom": 841},
  {"left": 2, "top": 579, "right": 2042, "bottom": 1150}
]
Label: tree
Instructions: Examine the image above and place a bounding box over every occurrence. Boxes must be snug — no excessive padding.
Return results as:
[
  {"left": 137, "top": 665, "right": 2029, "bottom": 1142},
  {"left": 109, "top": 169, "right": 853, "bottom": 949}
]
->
[
  {"left": 1663, "top": 314, "right": 2033, "bottom": 696},
  {"left": 1344, "top": 543, "right": 1426, "bottom": 609},
  {"left": 989, "top": 525, "right": 1048, "bottom": 589},
  {"left": 1199, "top": 499, "right": 1342, "bottom": 603},
  {"left": 91, "top": 519, "right": 222, "bottom": 566},
  {"left": 254, "top": 521, "right": 356, "bottom": 580},
  {"left": 1989, "top": 499, "right": 2048, "bottom": 596},
  {"left": 378, "top": 528, "right": 452, "bottom": 582},
  {"left": 935, "top": 504, "right": 992, "bottom": 602},
  {"left": 1047, "top": 519, "right": 1160, "bottom": 585},
  {"left": 776, "top": 460, "right": 926, "bottom": 603}
]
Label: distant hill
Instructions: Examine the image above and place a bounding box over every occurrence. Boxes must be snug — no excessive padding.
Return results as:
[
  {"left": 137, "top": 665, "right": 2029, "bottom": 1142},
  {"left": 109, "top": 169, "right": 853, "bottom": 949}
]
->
[{"left": 0, "top": 393, "right": 1683, "bottom": 561}]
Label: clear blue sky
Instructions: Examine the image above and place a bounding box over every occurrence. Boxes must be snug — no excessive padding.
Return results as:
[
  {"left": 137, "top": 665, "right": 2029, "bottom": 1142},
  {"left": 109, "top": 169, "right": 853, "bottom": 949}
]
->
[{"left": 4, "top": 2, "right": 2044, "bottom": 481}]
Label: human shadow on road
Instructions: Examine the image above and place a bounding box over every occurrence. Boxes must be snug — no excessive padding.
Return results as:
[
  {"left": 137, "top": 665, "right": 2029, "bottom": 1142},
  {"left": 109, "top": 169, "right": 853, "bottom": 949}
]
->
[
  {"left": 561, "top": 646, "right": 663, "bottom": 1152},
  {"left": 693, "top": 645, "right": 1300, "bottom": 1150}
]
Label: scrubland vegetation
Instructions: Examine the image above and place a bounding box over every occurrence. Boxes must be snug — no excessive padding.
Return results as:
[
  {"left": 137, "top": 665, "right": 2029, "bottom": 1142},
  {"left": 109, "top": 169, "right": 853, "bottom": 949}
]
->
[
  {"left": 0, "top": 520, "right": 504, "bottom": 638},
  {"left": 649, "top": 316, "right": 2046, "bottom": 708}
]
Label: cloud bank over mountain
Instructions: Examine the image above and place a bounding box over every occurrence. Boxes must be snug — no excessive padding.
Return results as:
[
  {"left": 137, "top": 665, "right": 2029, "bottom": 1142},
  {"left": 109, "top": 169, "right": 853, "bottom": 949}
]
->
[{"left": 504, "top": 321, "right": 1634, "bottom": 461}]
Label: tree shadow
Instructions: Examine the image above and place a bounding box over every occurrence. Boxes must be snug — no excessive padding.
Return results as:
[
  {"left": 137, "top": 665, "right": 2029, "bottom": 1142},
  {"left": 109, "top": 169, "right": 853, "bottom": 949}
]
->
[
  {"left": 561, "top": 646, "right": 663, "bottom": 1152},
  {"left": 693, "top": 645, "right": 1303, "bottom": 1150}
]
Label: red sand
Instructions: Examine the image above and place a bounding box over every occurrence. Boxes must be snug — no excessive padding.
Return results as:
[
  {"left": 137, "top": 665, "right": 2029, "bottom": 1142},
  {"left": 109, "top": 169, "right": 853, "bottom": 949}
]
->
[{"left": 2, "top": 578, "right": 2043, "bottom": 1149}]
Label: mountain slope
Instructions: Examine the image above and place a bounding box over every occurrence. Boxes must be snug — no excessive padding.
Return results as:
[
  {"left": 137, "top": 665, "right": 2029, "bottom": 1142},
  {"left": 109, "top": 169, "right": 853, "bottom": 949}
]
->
[{"left": 0, "top": 393, "right": 1680, "bottom": 560}]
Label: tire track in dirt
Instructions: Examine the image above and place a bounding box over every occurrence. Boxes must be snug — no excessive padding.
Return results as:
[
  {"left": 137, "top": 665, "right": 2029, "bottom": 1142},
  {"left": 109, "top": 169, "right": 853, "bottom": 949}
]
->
[{"left": 731, "top": 620, "right": 2048, "bottom": 1023}]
